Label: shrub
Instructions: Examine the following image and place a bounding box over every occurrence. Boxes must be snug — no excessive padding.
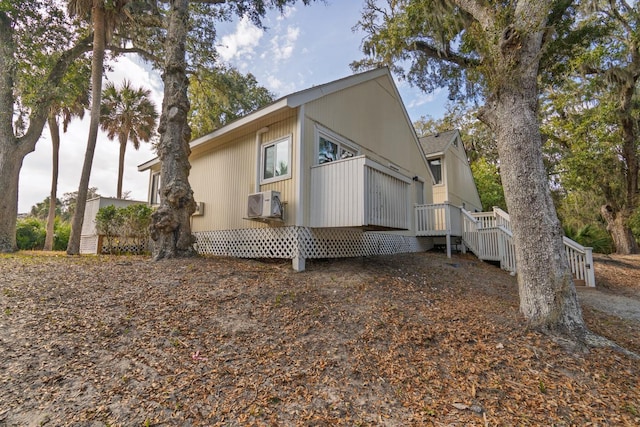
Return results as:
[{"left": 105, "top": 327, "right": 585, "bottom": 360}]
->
[
  {"left": 16, "top": 217, "right": 46, "bottom": 250},
  {"left": 563, "top": 224, "right": 614, "bottom": 254},
  {"left": 95, "top": 204, "right": 152, "bottom": 254},
  {"left": 53, "top": 219, "right": 71, "bottom": 251}
]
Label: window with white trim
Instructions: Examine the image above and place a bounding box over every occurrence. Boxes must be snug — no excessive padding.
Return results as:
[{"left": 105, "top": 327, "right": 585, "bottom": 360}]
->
[
  {"left": 150, "top": 172, "right": 161, "bottom": 205},
  {"left": 316, "top": 126, "right": 358, "bottom": 164},
  {"left": 428, "top": 158, "right": 443, "bottom": 185},
  {"left": 261, "top": 136, "right": 291, "bottom": 183}
]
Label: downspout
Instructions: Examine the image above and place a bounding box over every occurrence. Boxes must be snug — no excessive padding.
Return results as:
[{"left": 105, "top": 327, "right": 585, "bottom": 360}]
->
[{"left": 254, "top": 127, "right": 269, "bottom": 193}]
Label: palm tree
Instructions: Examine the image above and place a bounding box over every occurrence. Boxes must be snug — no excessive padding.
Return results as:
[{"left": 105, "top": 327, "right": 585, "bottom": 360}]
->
[
  {"left": 43, "top": 61, "right": 91, "bottom": 251},
  {"left": 100, "top": 80, "right": 158, "bottom": 198},
  {"left": 66, "top": 0, "right": 131, "bottom": 254},
  {"left": 44, "top": 98, "right": 88, "bottom": 250}
]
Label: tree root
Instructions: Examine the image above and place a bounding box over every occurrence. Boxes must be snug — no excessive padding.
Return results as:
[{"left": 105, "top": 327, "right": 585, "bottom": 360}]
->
[{"left": 544, "top": 328, "right": 640, "bottom": 360}]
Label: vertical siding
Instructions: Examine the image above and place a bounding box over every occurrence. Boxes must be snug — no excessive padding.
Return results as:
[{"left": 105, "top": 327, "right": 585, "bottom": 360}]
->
[
  {"left": 310, "top": 157, "right": 365, "bottom": 227},
  {"left": 189, "top": 110, "right": 298, "bottom": 232},
  {"left": 302, "top": 74, "right": 431, "bottom": 231},
  {"left": 310, "top": 156, "right": 410, "bottom": 229},
  {"left": 365, "top": 166, "right": 410, "bottom": 229},
  {"left": 445, "top": 144, "right": 483, "bottom": 212},
  {"left": 81, "top": 198, "right": 101, "bottom": 236},
  {"left": 431, "top": 185, "right": 447, "bottom": 205}
]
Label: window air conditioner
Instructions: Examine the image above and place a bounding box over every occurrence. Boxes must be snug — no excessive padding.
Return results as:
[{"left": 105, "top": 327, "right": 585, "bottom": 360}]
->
[{"left": 247, "top": 190, "right": 282, "bottom": 218}]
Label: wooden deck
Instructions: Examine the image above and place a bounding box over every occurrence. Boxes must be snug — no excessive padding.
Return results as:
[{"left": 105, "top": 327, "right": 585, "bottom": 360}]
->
[{"left": 415, "top": 204, "right": 596, "bottom": 287}]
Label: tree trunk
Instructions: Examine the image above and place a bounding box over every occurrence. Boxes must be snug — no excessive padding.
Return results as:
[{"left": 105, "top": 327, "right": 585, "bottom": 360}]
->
[
  {"left": 44, "top": 115, "right": 60, "bottom": 251},
  {"left": 149, "top": 0, "right": 196, "bottom": 260},
  {"left": 117, "top": 133, "right": 127, "bottom": 198},
  {"left": 67, "top": 2, "right": 107, "bottom": 255},
  {"left": 601, "top": 205, "right": 638, "bottom": 254},
  {"left": 0, "top": 12, "right": 90, "bottom": 253},
  {"left": 479, "top": 17, "right": 587, "bottom": 339},
  {"left": 0, "top": 12, "right": 19, "bottom": 252},
  {"left": 0, "top": 143, "right": 23, "bottom": 252}
]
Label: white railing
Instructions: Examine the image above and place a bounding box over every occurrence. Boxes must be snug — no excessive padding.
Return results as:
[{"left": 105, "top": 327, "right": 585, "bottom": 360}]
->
[
  {"left": 310, "top": 156, "right": 412, "bottom": 229},
  {"left": 417, "top": 204, "right": 596, "bottom": 286},
  {"left": 463, "top": 209, "right": 513, "bottom": 271},
  {"left": 462, "top": 209, "right": 481, "bottom": 256},
  {"left": 563, "top": 237, "right": 596, "bottom": 287},
  {"left": 493, "top": 207, "right": 511, "bottom": 229},
  {"left": 496, "top": 226, "right": 517, "bottom": 273},
  {"left": 415, "top": 202, "right": 462, "bottom": 236},
  {"left": 471, "top": 211, "right": 496, "bottom": 228},
  {"left": 415, "top": 203, "right": 462, "bottom": 257}
]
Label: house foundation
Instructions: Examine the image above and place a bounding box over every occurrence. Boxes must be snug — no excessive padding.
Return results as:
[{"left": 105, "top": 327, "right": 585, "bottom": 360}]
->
[{"left": 193, "top": 226, "right": 432, "bottom": 271}]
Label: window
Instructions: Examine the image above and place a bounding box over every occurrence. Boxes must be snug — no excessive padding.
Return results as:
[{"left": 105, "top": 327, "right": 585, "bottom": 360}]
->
[
  {"left": 150, "top": 172, "right": 161, "bottom": 205},
  {"left": 261, "top": 136, "right": 291, "bottom": 183},
  {"left": 428, "top": 158, "right": 443, "bottom": 185},
  {"left": 316, "top": 127, "right": 358, "bottom": 164}
]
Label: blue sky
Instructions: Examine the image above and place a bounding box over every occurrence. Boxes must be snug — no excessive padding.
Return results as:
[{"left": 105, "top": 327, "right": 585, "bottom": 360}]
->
[{"left": 18, "top": 1, "right": 448, "bottom": 213}]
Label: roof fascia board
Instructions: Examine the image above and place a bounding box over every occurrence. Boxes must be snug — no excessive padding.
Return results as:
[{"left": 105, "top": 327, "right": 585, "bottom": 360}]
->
[{"left": 284, "top": 67, "right": 389, "bottom": 108}]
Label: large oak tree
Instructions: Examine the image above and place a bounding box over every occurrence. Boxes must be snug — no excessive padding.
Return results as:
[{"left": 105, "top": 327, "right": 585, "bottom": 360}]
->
[{"left": 355, "top": 0, "right": 599, "bottom": 346}]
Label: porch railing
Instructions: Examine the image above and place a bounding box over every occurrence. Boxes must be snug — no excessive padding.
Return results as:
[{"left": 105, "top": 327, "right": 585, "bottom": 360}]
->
[
  {"left": 417, "top": 204, "right": 596, "bottom": 286},
  {"left": 415, "top": 203, "right": 461, "bottom": 257}
]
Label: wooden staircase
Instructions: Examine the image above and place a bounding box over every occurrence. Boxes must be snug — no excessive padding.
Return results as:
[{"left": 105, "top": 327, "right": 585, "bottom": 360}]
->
[{"left": 416, "top": 203, "right": 596, "bottom": 287}]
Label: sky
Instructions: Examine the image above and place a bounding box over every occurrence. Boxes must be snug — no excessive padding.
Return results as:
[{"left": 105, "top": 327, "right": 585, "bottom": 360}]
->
[{"left": 18, "top": 1, "right": 449, "bottom": 213}]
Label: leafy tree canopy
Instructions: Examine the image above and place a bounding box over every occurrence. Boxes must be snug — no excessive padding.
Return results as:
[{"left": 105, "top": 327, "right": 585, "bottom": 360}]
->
[{"left": 188, "top": 65, "right": 275, "bottom": 138}]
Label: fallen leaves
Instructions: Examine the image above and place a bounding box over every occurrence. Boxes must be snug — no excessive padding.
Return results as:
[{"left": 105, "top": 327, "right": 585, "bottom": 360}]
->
[{"left": 0, "top": 252, "right": 638, "bottom": 426}]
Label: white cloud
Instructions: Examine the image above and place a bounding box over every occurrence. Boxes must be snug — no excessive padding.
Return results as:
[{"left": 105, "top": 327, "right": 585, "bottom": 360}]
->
[
  {"left": 270, "top": 26, "right": 300, "bottom": 61},
  {"left": 217, "top": 16, "right": 264, "bottom": 62}
]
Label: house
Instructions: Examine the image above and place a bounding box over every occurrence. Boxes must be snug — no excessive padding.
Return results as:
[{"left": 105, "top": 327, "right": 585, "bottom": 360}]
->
[
  {"left": 419, "top": 129, "right": 483, "bottom": 213},
  {"left": 137, "top": 67, "right": 597, "bottom": 285},
  {"left": 79, "top": 196, "right": 146, "bottom": 254},
  {"left": 139, "top": 67, "right": 436, "bottom": 270}
]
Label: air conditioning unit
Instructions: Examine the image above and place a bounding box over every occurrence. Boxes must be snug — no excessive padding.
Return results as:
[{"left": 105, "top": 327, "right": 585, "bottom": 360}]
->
[
  {"left": 192, "top": 201, "right": 204, "bottom": 216},
  {"left": 247, "top": 190, "right": 282, "bottom": 219}
]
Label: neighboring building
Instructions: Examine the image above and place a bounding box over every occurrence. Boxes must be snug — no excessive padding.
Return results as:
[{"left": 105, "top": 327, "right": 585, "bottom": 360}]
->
[
  {"left": 79, "top": 196, "right": 146, "bottom": 254},
  {"left": 419, "top": 129, "right": 483, "bottom": 213},
  {"left": 139, "top": 67, "right": 435, "bottom": 270}
]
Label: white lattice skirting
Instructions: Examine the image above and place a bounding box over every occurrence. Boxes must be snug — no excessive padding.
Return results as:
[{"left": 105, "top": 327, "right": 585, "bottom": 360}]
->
[{"left": 194, "top": 226, "right": 430, "bottom": 260}]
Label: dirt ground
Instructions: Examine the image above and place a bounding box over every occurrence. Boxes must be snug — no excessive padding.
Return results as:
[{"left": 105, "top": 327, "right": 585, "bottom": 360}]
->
[{"left": 0, "top": 251, "right": 638, "bottom": 426}]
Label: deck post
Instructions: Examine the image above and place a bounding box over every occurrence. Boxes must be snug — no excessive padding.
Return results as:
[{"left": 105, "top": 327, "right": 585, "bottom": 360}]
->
[
  {"left": 584, "top": 247, "right": 595, "bottom": 287},
  {"left": 292, "top": 255, "right": 306, "bottom": 272},
  {"left": 445, "top": 203, "right": 452, "bottom": 258}
]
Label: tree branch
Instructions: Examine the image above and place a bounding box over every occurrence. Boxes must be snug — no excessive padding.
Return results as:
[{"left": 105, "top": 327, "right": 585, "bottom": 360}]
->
[
  {"left": 107, "top": 45, "right": 162, "bottom": 64},
  {"left": 19, "top": 34, "right": 93, "bottom": 157},
  {"left": 410, "top": 40, "right": 481, "bottom": 68},
  {"left": 453, "top": 0, "right": 495, "bottom": 31}
]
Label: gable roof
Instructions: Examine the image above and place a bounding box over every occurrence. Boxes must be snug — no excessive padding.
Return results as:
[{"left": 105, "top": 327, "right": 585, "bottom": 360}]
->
[
  {"left": 140, "top": 67, "right": 403, "bottom": 171},
  {"left": 419, "top": 129, "right": 459, "bottom": 157}
]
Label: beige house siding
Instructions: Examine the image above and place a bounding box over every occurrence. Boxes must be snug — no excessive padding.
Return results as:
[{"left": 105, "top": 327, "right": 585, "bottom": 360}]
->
[
  {"left": 301, "top": 75, "right": 431, "bottom": 229},
  {"left": 431, "top": 184, "right": 447, "bottom": 205},
  {"left": 188, "top": 110, "right": 298, "bottom": 232},
  {"left": 444, "top": 142, "right": 482, "bottom": 212}
]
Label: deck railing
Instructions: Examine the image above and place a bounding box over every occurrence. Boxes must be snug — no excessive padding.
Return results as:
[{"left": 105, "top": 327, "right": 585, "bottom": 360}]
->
[
  {"left": 415, "top": 203, "right": 461, "bottom": 257},
  {"left": 416, "top": 203, "right": 462, "bottom": 237},
  {"left": 416, "top": 204, "right": 596, "bottom": 286},
  {"left": 563, "top": 237, "right": 596, "bottom": 286},
  {"left": 311, "top": 155, "right": 412, "bottom": 229}
]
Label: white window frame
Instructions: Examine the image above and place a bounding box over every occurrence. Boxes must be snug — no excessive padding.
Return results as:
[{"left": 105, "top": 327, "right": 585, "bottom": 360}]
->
[
  {"left": 150, "top": 171, "right": 161, "bottom": 205},
  {"left": 260, "top": 135, "right": 292, "bottom": 184},
  {"left": 428, "top": 157, "right": 444, "bottom": 186},
  {"left": 314, "top": 125, "right": 359, "bottom": 165}
]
